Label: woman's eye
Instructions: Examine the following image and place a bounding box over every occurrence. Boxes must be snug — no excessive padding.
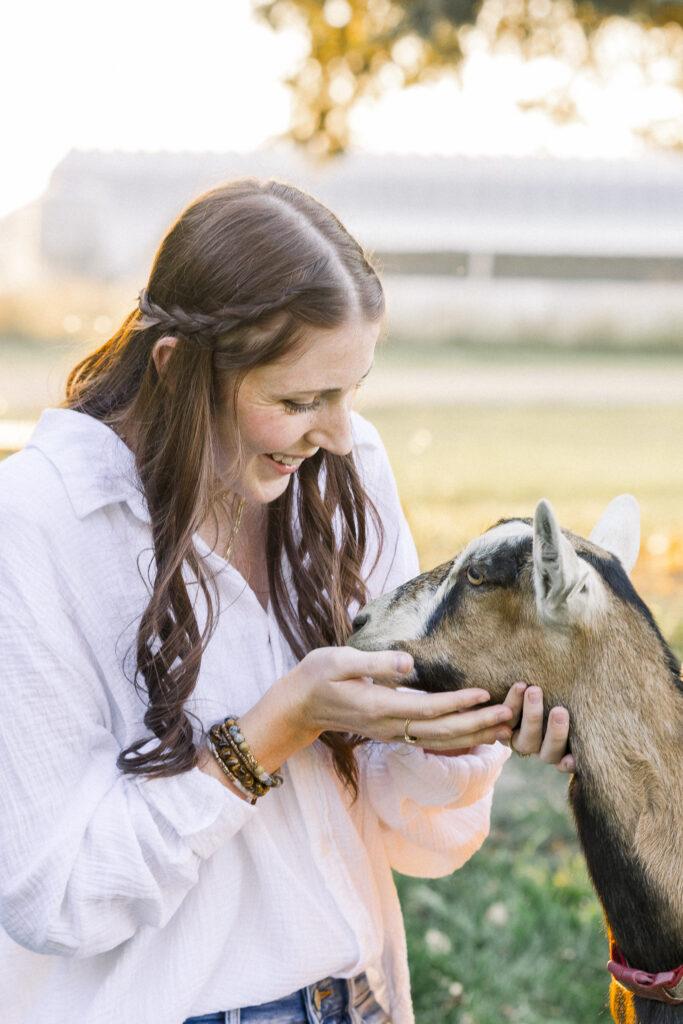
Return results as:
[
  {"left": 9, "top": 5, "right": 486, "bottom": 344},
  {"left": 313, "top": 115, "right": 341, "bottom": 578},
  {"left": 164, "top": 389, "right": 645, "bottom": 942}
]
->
[
  {"left": 466, "top": 567, "right": 485, "bottom": 586},
  {"left": 283, "top": 398, "right": 321, "bottom": 414}
]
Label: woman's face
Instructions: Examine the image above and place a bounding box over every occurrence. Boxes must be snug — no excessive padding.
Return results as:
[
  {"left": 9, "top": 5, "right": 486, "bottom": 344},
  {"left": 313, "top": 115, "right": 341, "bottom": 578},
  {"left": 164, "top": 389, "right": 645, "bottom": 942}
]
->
[{"left": 217, "top": 318, "right": 381, "bottom": 505}]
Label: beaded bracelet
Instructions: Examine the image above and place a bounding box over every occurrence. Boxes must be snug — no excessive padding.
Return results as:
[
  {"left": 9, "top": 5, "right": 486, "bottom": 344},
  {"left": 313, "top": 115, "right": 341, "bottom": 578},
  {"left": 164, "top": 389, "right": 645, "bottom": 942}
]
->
[
  {"left": 222, "top": 718, "right": 283, "bottom": 789},
  {"left": 207, "top": 716, "right": 283, "bottom": 803},
  {"left": 207, "top": 742, "right": 259, "bottom": 805}
]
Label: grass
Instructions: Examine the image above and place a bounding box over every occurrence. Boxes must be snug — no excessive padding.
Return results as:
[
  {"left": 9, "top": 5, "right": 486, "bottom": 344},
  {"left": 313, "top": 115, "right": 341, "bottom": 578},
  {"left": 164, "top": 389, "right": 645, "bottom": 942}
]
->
[{"left": 379, "top": 338, "right": 683, "bottom": 367}]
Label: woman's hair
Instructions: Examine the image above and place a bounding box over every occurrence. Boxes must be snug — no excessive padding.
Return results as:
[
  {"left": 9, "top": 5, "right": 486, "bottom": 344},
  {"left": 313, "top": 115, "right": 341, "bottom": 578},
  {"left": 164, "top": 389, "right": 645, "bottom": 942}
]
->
[{"left": 65, "top": 179, "right": 385, "bottom": 793}]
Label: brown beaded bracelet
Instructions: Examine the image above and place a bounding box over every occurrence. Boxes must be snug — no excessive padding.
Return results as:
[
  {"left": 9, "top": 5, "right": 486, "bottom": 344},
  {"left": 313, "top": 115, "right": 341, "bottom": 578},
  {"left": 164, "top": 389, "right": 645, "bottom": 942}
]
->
[
  {"left": 207, "top": 716, "right": 283, "bottom": 803},
  {"left": 207, "top": 742, "right": 259, "bottom": 805}
]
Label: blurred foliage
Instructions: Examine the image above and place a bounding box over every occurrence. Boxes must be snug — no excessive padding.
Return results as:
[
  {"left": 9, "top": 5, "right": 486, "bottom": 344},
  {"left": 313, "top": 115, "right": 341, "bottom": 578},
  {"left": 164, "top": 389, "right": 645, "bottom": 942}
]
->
[
  {"left": 254, "top": 0, "right": 683, "bottom": 152},
  {"left": 0, "top": 278, "right": 135, "bottom": 345}
]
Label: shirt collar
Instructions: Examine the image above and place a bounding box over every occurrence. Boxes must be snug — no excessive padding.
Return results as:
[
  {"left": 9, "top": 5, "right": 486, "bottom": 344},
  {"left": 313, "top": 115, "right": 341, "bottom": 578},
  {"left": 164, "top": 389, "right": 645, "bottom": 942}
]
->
[{"left": 27, "top": 408, "right": 150, "bottom": 523}]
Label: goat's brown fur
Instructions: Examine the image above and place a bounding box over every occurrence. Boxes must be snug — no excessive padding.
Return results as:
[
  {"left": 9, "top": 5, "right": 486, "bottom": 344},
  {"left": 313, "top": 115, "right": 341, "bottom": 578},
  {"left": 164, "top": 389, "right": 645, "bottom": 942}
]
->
[{"left": 349, "top": 511, "right": 683, "bottom": 1023}]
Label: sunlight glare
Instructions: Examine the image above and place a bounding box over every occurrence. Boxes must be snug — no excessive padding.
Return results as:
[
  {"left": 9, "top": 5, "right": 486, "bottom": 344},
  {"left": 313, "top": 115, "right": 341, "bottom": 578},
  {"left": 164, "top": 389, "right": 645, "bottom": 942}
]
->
[{"left": 2, "top": 0, "right": 675, "bottom": 219}]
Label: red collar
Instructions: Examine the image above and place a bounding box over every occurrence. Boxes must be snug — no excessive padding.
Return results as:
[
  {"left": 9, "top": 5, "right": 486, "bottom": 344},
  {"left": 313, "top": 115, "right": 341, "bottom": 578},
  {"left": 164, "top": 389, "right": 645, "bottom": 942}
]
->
[{"left": 608, "top": 943, "right": 683, "bottom": 1005}]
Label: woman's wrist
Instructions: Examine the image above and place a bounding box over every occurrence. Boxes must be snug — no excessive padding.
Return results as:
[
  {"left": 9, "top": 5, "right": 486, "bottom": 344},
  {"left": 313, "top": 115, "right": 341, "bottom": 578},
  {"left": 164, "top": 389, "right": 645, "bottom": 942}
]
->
[
  {"left": 239, "top": 672, "right": 321, "bottom": 771},
  {"left": 197, "top": 744, "right": 250, "bottom": 801},
  {"left": 198, "top": 669, "right": 321, "bottom": 798}
]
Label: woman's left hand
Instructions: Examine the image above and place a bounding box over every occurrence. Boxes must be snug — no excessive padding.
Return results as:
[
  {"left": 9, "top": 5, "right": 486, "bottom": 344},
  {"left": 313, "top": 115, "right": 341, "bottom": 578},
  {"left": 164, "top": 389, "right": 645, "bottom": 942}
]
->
[
  {"left": 501, "top": 682, "right": 575, "bottom": 773},
  {"left": 425, "top": 682, "right": 574, "bottom": 773}
]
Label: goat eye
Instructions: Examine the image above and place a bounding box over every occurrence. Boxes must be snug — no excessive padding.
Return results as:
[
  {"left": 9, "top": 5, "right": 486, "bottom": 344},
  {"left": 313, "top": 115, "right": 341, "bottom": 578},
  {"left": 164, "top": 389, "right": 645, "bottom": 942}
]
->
[{"left": 466, "top": 567, "right": 485, "bottom": 586}]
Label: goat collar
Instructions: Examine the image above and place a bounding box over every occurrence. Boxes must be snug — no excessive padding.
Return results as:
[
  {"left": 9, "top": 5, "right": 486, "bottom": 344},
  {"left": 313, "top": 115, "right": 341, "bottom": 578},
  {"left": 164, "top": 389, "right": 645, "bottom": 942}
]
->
[{"left": 608, "top": 943, "right": 683, "bottom": 1005}]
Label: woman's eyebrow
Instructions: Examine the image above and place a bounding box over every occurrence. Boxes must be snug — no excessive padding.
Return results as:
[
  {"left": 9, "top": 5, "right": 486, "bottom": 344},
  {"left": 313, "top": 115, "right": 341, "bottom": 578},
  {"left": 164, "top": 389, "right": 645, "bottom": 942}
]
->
[{"left": 283, "top": 361, "right": 375, "bottom": 399}]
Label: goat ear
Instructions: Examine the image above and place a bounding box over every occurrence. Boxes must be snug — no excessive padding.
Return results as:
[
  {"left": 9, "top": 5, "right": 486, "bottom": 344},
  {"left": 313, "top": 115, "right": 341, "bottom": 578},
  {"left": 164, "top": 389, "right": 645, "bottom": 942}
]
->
[
  {"left": 588, "top": 494, "right": 640, "bottom": 575},
  {"left": 533, "top": 499, "right": 589, "bottom": 624}
]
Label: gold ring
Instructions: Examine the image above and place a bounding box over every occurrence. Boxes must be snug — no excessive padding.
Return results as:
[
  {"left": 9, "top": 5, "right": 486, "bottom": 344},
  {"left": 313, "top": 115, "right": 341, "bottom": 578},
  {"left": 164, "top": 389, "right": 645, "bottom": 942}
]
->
[{"left": 403, "top": 718, "right": 417, "bottom": 744}]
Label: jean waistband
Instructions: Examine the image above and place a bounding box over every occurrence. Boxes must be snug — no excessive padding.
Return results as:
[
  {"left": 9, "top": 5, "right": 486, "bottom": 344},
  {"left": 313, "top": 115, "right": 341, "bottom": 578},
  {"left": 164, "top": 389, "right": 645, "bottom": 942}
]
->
[{"left": 184, "top": 971, "right": 373, "bottom": 1024}]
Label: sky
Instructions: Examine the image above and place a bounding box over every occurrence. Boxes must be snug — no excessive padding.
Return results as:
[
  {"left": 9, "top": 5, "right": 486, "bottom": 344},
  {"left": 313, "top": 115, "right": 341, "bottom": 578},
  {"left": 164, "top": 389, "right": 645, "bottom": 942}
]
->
[{"left": 2, "top": 0, "right": 681, "bottom": 219}]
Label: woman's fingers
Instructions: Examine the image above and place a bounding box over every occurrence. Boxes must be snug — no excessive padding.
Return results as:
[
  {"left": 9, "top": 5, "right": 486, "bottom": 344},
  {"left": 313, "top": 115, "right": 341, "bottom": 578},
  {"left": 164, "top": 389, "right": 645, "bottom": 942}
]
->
[
  {"left": 307, "top": 646, "right": 494, "bottom": 716},
  {"left": 398, "top": 704, "right": 513, "bottom": 748},
  {"left": 511, "top": 686, "right": 573, "bottom": 769},
  {"left": 510, "top": 685, "right": 545, "bottom": 755},
  {"left": 296, "top": 652, "right": 577, "bottom": 765},
  {"left": 342, "top": 684, "right": 497, "bottom": 740},
  {"left": 538, "top": 706, "right": 570, "bottom": 763},
  {"left": 297, "top": 647, "right": 497, "bottom": 738},
  {"left": 303, "top": 646, "right": 413, "bottom": 683},
  {"left": 378, "top": 685, "right": 493, "bottom": 719},
  {"left": 502, "top": 682, "right": 527, "bottom": 729},
  {"left": 555, "top": 753, "right": 576, "bottom": 774}
]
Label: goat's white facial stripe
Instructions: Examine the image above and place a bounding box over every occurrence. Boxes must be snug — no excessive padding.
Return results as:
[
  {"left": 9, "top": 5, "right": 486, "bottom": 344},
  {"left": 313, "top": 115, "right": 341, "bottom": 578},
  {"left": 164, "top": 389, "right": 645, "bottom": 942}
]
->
[
  {"left": 435, "top": 521, "right": 533, "bottom": 602},
  {"left": 353, "top": 520, "right": 535, "bottom": 648},
  {"left": 416, "top": 521, "right": 535, "bottom": 637},
  {"left": 478, "top": 520, "right": 534, "bottom": 552},
  {"left": 383, "top": 596, "right": 430, "bottom": 641}
]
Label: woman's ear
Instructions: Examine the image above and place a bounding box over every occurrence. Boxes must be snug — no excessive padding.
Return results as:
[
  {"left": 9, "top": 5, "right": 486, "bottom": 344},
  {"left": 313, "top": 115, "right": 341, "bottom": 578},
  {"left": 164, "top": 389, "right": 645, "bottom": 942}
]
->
[{"left": 152, "top": 336, "right": 179, "bottom": 378}]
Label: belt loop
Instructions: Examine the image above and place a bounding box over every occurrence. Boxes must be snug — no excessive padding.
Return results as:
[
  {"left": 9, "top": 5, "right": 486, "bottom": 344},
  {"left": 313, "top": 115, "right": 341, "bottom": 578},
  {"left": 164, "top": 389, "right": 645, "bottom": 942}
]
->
[
  {"left": 347, "top": 975, "right": 363, "bottom": 1024},
  {"left": 225, "top": 1010, "right": 240, "bottom": 1024},
  {"left": 303, "top": 981, "right": 322, "bottom": 1024}
]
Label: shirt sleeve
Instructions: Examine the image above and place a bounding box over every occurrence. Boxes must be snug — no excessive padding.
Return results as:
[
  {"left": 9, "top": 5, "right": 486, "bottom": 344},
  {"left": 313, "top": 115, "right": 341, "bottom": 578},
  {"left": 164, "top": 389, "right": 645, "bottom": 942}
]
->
[
  {"left": 360, "top": 741, "right": 510, "bottom": 877},
  {"left": 0, "top": 506, "right": 257, "bottom": 959}
]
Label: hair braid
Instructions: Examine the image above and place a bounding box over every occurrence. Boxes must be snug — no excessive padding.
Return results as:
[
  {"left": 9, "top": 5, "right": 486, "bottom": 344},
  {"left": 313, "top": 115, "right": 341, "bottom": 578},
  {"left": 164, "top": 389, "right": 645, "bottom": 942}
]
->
[{"left": 137, "top": 270, "right": 339, "bottom": 344}]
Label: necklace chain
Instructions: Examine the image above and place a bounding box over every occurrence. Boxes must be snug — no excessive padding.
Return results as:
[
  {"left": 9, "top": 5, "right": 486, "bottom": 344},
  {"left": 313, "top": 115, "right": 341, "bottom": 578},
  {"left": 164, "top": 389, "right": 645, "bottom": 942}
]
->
[{"left": 223, "top": 496, "right": 245, "bottom": 563}]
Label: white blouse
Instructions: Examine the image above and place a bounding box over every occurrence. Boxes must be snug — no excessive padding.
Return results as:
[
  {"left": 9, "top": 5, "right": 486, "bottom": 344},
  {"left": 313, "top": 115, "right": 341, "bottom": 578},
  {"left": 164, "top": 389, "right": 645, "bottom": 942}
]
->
[{"left": 0, "top": 408, "right": 509, "bottom": 1024}]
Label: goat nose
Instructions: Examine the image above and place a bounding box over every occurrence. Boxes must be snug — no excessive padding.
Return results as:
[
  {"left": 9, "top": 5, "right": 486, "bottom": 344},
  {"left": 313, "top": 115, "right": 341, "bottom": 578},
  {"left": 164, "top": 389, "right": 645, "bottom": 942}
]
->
[{"left": 352, "top": 611, "right": 370, "bottom": 632}]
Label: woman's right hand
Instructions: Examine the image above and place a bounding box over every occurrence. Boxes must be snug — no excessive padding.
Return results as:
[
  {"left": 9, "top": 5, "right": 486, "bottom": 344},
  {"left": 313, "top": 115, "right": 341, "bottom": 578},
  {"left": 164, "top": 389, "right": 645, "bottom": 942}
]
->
[
  {"left": 209, "top": 647, "right": 515, "bottom": 790},
  {"left": 286, "top": 647, "right": 509, "bottom": 746}
]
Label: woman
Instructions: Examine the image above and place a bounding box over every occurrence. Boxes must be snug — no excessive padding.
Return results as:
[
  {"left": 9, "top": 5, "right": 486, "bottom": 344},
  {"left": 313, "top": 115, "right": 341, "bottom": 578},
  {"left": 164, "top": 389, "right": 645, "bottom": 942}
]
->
[{"left": 0, "top": 180, "right": 573, "bottom": 1024}]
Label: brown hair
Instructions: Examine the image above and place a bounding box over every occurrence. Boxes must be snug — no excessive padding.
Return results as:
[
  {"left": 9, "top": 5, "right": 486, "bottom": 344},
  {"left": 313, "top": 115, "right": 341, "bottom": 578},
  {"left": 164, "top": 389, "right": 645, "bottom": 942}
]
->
[{"left": 65, "top": 179, "right": 385, "bottom": 793}]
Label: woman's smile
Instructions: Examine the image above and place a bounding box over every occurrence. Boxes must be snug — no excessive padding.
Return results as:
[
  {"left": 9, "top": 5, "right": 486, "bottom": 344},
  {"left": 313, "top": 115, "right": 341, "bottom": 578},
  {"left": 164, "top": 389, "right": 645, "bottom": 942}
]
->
[
  {"left": 263, "top": 451, "right": 312, "bottom": 473},
  {"left": 216, "top": 318, "right": 381, "bottom": 504}
]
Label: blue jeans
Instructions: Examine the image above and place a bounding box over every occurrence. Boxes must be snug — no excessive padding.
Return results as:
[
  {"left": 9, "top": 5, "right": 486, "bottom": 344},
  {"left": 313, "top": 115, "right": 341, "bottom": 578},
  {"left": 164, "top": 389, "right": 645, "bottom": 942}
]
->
[{"left": 182, "top": 972, "right": 390, "bottom": 1024}]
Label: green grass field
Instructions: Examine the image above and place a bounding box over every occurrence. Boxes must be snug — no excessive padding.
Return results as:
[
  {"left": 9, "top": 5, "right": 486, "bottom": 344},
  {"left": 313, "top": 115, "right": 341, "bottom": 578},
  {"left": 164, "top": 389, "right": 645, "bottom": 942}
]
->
[{"left": 2, "top": 338, "right": 682, "bottom": 1023}]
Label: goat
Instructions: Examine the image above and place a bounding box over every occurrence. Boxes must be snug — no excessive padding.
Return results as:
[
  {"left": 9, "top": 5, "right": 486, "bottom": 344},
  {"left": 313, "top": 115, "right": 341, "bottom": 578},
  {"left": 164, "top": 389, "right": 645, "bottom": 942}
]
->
[{"left": 348, "top": 496, "right": 683, "bottom": 1024}]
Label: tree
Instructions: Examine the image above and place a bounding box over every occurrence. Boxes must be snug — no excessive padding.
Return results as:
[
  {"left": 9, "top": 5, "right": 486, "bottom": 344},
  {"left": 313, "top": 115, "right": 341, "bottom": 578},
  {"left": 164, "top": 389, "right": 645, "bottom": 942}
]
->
[{"left": 254, "top": 0, "right": 683, "bottom": 153}]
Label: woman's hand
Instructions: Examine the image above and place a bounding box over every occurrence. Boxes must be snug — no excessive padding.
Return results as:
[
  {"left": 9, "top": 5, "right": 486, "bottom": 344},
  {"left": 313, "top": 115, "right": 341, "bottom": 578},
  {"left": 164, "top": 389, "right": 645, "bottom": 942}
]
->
[
  {"left": 288, "top": 647, "right": 516, "bottom": 748},
  {"left": 500, "top": 682, "right": 576, "bottom": 774},
  {"left": 229, "top": 647, "right": 517, "bottom": 781},
  {"left": 203, "top": 652, "right": 575, "bottom": 802}
]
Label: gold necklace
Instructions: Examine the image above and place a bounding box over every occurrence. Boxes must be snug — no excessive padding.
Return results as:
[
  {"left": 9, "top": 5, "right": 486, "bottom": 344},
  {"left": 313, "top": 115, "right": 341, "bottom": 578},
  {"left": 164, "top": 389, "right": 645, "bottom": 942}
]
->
[{"left": 223, "top": 496, "right": 245, "bottom": 563}]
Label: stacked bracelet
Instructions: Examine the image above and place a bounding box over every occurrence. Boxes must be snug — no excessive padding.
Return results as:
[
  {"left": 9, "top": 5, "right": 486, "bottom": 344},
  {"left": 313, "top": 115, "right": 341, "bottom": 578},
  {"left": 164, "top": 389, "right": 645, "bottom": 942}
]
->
[{"left": 207, "top": 716, "right": 283, "bottom": 804}]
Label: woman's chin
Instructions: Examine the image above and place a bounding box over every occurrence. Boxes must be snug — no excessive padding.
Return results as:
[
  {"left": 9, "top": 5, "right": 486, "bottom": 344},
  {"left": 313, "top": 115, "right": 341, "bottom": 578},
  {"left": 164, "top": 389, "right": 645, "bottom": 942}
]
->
[{"left": 244, "top": 472, "right": 293, "bottom": 506}]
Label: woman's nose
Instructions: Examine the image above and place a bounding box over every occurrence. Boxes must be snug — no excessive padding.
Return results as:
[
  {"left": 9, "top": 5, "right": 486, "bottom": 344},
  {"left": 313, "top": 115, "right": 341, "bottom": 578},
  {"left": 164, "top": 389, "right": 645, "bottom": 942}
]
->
[{"left": 305, "top": 401, "right": 353, "bottom": 456}]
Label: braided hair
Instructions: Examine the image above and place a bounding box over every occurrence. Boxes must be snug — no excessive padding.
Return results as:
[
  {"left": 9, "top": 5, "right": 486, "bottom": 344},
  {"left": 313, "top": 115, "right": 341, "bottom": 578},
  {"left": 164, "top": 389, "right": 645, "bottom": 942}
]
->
[
  {"left": 65, "top": 179, "right": 385, "bottom": 794},
  {"left": 136, "top": 287, "right": 302, "bottom": 341}
]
